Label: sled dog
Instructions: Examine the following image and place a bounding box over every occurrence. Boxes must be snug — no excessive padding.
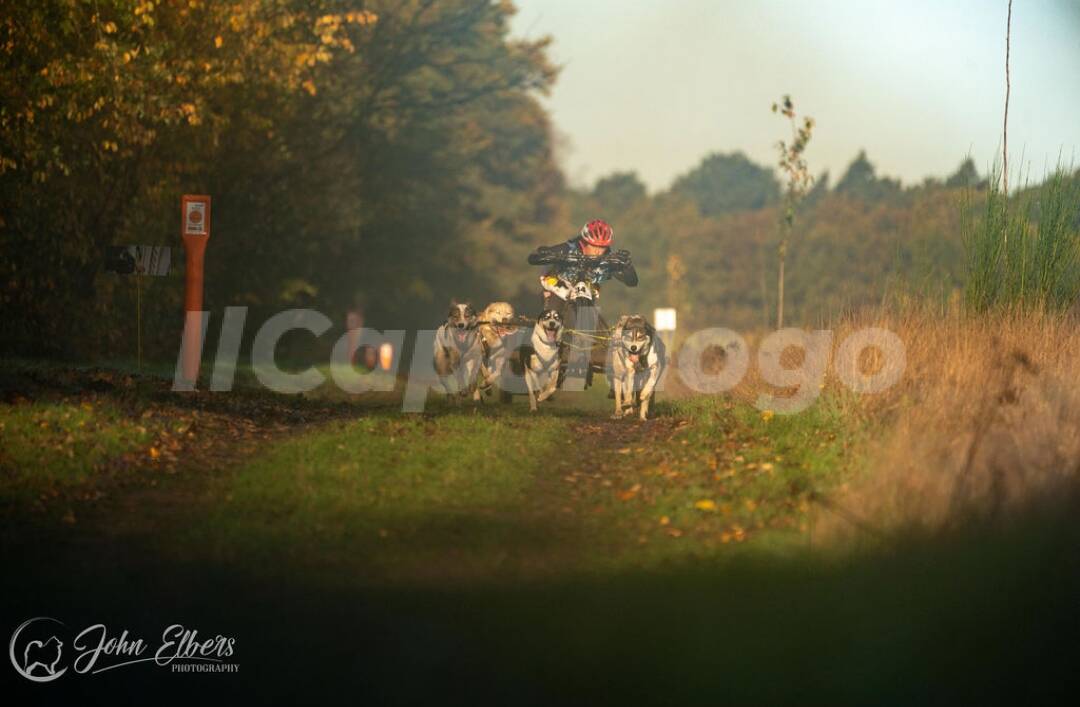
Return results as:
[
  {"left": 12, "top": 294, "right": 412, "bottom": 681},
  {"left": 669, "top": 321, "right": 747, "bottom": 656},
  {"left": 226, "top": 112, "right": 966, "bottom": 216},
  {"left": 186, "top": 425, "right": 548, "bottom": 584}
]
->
[
  {"left": 610, "top": 314, "right": 665, "bottom": 420},
  {"left": 519, "top": 308, "right": 564, "bottom": 412},
  {"left": 433, "top": 301, "right": 483, "bottom": 402}
]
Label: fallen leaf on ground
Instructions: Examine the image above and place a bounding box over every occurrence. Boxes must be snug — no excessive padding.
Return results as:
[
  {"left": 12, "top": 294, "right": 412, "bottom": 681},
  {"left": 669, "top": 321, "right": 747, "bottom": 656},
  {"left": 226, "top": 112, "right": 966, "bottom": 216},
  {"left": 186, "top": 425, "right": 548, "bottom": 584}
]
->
[{"left": 694, "top": 499, "right": 717, "bottom": 512}]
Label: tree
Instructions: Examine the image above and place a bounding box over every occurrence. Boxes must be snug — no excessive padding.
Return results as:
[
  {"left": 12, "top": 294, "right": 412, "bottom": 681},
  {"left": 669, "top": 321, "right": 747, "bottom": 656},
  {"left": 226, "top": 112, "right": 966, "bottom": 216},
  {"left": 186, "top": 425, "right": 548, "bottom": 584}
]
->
[
  {"left": 0, "top": 0, "right": 562, "bottom": 356},
  {"left": 0, "top": 0, "right": 378, "bottom": 353},
  {"left": 835, "top": 150, "right": 902, "bottom": 202},
  {"left": 592, "top": 171, "right": 647, "bottom": 214},
  {"left": 669, "top": 152, "right": 779, "bottom": 217},
  {"left": 945, "top": 158, "right": 983, "bottom": 189},
  {"left": 771, "top": 94, "right": 814, "bottom": 329}
]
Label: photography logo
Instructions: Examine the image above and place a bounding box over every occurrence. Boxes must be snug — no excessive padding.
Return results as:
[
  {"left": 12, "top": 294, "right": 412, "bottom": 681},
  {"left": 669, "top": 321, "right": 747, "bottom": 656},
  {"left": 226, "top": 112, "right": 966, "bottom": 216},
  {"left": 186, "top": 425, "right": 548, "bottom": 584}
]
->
[
  {"left": 9, "top": 617, "right": 67, "bottom": 683},
  {"left": 9, "top": 617, "right": 238, "bottom": 680}
]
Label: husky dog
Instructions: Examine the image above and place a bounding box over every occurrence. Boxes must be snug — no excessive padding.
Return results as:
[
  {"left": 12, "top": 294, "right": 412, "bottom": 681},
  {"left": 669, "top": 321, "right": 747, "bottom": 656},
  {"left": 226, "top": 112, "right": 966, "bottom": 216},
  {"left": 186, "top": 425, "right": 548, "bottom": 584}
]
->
[
  {"left": 477, "top": 301, "right": 517, "bottom": 392},
  {"left": 519, "top": 309, "right": 564, "bottom": 412},
  {"left": 609, "top": 314, "right": 666, "bottom": 420},
  {"left": 433, "top": 301, "right": 483, "bottom": 402}
]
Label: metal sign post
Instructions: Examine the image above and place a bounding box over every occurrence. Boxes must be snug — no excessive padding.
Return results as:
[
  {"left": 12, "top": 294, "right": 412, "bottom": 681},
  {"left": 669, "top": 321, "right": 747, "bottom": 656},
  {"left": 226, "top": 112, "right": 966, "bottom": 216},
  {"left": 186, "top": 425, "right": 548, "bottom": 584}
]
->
[
  {"left": 104, "top": 245, "right": 171, "bottom": 371},
  {"left": 180, "top": 195, "right": 211, "bottom": 385}
]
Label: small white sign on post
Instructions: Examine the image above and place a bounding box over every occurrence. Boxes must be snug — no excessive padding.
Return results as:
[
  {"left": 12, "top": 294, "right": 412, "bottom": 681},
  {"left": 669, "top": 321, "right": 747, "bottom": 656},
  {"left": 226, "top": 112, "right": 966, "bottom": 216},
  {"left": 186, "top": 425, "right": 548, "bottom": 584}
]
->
[
  {"left": 184, "top": 199, "right": 208, "bottom": 235},
  {"left": 654, "top": 307, "right": 677, "bottom": 332}
]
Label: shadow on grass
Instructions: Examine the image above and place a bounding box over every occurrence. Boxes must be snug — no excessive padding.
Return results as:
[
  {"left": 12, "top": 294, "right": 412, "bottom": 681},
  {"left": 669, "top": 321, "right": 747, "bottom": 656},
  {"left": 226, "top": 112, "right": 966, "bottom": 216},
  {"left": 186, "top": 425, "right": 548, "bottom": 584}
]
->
[{"left": 5, "top": 487, "right": 1079, "bottom": 705}]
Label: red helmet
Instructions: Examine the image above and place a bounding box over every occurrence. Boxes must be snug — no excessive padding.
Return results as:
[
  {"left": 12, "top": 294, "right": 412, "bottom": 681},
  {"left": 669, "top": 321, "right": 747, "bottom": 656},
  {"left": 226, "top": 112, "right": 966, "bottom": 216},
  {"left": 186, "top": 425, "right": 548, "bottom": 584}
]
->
[{"left": 580, "top": 219, "right": 613, "bottom": 247}]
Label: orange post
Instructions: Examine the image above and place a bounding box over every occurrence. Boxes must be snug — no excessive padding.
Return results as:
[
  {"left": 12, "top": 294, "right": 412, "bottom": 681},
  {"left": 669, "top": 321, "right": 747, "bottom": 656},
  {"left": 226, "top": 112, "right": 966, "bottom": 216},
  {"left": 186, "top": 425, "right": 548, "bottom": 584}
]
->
[{"left": 180, "top": 195, "right": 211, "bottom": 384}]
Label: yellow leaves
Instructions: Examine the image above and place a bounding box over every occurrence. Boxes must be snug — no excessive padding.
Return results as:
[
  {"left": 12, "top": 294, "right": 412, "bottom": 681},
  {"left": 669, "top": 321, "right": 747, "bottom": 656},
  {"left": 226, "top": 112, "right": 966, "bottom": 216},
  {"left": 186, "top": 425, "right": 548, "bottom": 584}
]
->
[
  {"left": 301, "top": 79, "right": 317, "bottom": 96},
  {"left": 345, "top": 10, "right": 378, "bottom": 26},
  {"left": 314, "top": 11, "right": 377, "bottom": 52},
  {"left": 744, "top": 499, "right": 758, "bottom": 512},
  {"left": 149, "top": 446, "right": 161, "bottom": 460},
  {"left": 214, "top": 36, "right": 223, "bottom": 49},
  {"left": 179, "top": 103, "right": 201, "bottom": 126},
  {"left": 659, "top": 515, "right": 670, "bottom": 526},
  {"left": 103, "top": 21, "right": 118, "bottom": 34},
  {"left": 761, "top": 409, "right": 775, "bottom": 422},
  {"left": 618, "top": 483, "right": 641, "bottom": 501},
  {"left": 101, "top": 140, "right": 119, "bottom": 152},
  {"left": 694, "top": 499, "right": 717, "bottom": 512}
]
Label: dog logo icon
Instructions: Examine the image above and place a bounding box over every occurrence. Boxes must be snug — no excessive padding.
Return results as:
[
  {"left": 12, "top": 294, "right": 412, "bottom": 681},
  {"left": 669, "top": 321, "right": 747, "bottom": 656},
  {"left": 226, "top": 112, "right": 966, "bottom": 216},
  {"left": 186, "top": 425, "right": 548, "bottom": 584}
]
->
[
  {"left": 9, "top": 617, "right": 68, "bottom": 682},
  {"left": 23, "top": 636, "right": 63, "bottom": 676}
]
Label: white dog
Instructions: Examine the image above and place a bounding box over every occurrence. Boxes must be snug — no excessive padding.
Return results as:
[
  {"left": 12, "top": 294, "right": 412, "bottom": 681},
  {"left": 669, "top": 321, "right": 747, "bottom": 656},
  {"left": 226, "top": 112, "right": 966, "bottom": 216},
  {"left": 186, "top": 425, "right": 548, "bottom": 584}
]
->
[
  {"left": 433, "top": 301, "right": 483, "bottom": 403},
  {"left": 609, "top": 314, "right": 665, "bottom": 420}
]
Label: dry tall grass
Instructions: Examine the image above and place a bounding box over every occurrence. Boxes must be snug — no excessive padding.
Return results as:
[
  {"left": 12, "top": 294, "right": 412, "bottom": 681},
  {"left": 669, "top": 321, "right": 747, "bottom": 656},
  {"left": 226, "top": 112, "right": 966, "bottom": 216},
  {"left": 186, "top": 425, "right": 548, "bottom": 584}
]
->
[{"left": 828, "top": 302, "right": 1080, "bottom": 535}]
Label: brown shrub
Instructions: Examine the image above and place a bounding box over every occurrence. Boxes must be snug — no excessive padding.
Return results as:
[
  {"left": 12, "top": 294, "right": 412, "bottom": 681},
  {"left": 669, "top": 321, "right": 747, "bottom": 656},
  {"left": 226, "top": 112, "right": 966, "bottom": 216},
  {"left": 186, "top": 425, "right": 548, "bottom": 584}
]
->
[{"left": 828, "top": 303, "right": 1080, "bottom": 535}]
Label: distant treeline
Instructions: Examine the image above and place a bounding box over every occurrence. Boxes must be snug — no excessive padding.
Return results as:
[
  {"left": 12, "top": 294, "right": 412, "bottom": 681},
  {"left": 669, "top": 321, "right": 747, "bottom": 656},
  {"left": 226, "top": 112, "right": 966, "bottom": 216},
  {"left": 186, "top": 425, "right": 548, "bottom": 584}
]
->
[
  {"left": 2, "top": 1, "right": 1077, "bottom": 362},
  {"left": 578, "top": 151, "right": 1079, "bottom": 332}
]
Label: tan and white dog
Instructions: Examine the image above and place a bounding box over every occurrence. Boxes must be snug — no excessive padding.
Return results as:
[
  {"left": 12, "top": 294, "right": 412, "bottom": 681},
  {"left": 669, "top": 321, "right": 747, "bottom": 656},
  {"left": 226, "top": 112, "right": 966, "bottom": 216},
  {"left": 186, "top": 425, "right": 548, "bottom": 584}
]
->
[
  {"left": 433, "top": 301, "right": 483, "bottom": 403},
  {"left": 609, "top": 314, "right": 665, "bottom": 420},
  {"left": 476, "top": 301, "right": 517, "bottom": 393},
  {"left": 519, "top": 308, "right": 564, "bottom": 412}
]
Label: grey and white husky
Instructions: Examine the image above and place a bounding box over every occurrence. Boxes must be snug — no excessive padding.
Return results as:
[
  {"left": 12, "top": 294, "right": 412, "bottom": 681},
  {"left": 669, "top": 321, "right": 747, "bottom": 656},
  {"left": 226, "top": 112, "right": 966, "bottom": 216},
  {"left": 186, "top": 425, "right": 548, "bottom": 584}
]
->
[
  {"left": 520, "top": 308, "right": 564, "bottom": 412},
  {"left": 609, "top": 314, "right": 665, "bottom": 420},
  {"left": 433, "top": 301, "right": 483, "bottom": 402}
]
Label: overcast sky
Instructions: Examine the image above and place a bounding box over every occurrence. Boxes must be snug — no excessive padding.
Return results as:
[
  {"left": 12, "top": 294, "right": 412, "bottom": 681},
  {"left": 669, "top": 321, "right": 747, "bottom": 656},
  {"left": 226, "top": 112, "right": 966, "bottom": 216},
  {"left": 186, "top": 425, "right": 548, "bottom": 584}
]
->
[{"left": 510, "top": 0, "right": 1080, "bottom": 192}]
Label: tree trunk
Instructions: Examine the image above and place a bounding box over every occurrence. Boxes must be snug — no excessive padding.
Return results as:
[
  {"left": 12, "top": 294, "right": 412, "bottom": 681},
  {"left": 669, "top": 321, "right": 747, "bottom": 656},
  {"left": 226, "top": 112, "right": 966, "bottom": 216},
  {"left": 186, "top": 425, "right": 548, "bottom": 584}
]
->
[{"left": 776, "top": 253, "right": 785, "bottom": 330}]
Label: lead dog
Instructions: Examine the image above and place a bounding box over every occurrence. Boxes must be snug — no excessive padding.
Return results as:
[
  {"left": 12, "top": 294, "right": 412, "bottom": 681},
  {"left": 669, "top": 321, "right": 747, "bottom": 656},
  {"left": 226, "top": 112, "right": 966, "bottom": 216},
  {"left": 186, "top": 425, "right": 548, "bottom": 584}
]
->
[
  {"left": 518, "top": 308, "right": 564, "bottom": 412},
  {"left": 433, "top": 301, "right": 483, "bottom": 403},
  {"left": 609, "top": 314, "right": 665, "bottom": 420}
]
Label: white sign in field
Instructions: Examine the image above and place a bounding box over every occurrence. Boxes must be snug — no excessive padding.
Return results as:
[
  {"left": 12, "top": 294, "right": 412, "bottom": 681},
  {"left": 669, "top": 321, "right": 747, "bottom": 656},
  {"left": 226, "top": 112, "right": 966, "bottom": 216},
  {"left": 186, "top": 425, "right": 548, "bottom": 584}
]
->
[{"left": 654, "top": 307, "right": 677, "bottom": 332}]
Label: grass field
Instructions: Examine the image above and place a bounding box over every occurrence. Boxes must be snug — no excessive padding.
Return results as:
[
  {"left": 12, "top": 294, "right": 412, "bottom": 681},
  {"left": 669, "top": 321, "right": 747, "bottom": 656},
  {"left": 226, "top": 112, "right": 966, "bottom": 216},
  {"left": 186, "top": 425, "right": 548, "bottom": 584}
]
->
[{"left": 2, "top": 331, "right": 1078, "bottom": 703}]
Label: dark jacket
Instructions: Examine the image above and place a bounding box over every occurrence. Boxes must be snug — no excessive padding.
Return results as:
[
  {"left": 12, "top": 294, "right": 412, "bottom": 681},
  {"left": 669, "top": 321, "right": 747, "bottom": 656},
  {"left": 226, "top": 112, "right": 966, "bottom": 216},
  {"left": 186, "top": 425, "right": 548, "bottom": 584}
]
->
[{"left": 527, "top": 238, "right": 638, "bottom": 287}]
